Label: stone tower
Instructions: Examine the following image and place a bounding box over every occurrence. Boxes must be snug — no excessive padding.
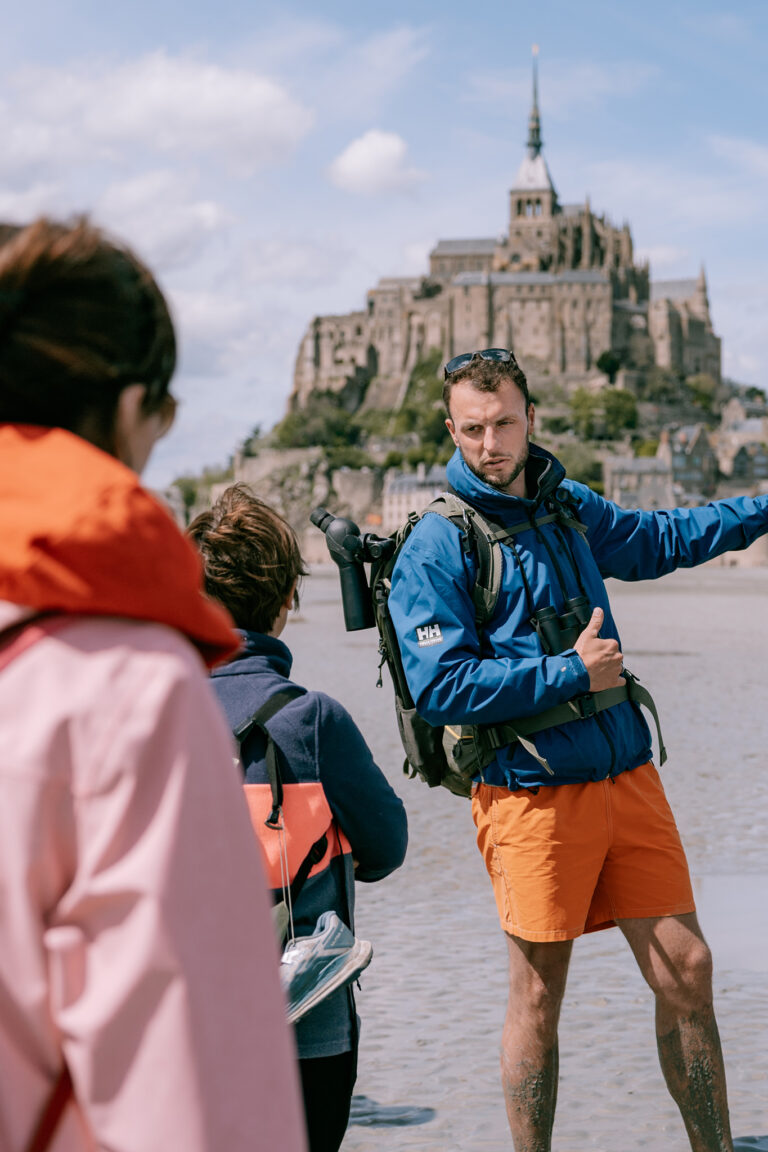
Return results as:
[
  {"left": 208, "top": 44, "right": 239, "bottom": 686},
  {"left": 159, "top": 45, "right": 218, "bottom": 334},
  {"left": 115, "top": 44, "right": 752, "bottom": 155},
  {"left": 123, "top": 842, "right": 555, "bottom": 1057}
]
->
[{"left": 505, "top": 46, "right": 559, "bottom": 271}]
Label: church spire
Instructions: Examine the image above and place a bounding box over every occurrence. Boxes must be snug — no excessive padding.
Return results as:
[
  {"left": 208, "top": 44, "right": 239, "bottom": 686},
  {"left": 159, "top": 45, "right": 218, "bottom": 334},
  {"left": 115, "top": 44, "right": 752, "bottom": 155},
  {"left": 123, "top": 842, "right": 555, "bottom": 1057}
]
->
[{"left": 527, "top": 45, "right": 543, "bottom": 158}]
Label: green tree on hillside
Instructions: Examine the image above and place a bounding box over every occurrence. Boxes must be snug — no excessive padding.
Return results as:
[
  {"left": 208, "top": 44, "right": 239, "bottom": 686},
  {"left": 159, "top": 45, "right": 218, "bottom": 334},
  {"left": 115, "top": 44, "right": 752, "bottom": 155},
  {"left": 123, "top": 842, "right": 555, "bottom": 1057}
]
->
[
  {"left": 570, "top": 387, "right": 637, "bottom": 440},
  {"left": 596, "top": 350, "right": 621, "bottom": 384},
  {"left": 273, "top": 391, "right": 359, "bottom": 449},
  {"left": 684, "top": 373, "right": 718, "bottom": 415},
  {"left": 570, "top": 389, "right": 599, "bottom": 438},
  {"left": 603, "top": 389, "right": 638, "bottom": 437}
]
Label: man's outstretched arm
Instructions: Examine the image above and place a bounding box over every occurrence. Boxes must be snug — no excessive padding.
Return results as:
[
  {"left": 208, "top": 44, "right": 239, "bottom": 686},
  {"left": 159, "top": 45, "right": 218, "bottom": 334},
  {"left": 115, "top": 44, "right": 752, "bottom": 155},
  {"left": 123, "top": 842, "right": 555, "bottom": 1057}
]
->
[{"left": 571, "top": 483, "right": 768, "bottom": 581}]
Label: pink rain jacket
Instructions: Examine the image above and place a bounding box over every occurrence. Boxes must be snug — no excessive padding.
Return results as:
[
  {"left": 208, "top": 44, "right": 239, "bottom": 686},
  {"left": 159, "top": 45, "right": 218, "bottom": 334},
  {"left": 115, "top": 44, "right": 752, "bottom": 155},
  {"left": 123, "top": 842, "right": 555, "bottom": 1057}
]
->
[{"left": 0, "top": 425, "right": 307, "bottom": 1152}]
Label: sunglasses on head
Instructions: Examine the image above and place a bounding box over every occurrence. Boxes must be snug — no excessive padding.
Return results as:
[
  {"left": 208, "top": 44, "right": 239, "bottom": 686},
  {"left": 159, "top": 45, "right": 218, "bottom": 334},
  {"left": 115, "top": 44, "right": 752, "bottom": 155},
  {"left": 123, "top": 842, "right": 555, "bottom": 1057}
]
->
[{"left": 443, "top": 348, "right": 519, "bottom": 380}]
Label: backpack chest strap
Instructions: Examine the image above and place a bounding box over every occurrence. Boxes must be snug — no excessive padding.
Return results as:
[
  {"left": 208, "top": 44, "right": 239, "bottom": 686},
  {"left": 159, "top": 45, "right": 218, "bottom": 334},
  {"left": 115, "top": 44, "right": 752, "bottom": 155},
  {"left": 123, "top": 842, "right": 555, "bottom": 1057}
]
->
[{"left": 481, "top": 673, "right": 666, "bottom": 775}]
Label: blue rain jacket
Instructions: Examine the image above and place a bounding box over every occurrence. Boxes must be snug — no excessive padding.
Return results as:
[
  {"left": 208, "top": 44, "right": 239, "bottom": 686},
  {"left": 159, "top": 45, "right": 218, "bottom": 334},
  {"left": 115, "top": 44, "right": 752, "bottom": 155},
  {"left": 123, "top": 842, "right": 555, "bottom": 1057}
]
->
[{"left": 388, "top": 443, "right": 768, "bottom": 791}]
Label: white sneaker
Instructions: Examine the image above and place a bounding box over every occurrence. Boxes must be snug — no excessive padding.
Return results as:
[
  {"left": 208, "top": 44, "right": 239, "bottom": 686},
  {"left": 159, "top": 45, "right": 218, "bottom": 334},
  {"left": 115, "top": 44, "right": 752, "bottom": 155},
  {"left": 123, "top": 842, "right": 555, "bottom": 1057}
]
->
[{"left": 280, "top": 912, "right": 373, "bottom": 1024}]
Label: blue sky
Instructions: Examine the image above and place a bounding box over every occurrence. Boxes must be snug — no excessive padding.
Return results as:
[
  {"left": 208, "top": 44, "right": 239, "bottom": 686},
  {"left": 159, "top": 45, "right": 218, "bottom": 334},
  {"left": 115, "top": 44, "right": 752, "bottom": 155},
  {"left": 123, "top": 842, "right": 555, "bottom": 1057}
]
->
[{"left": 2, "top": 1, "right": 766, "bottom": 487}]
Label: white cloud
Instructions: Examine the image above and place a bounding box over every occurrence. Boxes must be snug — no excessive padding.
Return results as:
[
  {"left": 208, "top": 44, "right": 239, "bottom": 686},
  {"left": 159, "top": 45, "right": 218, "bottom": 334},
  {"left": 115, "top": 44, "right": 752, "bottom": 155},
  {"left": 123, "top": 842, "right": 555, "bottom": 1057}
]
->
[
  {"left": 328, "top": 130, "right": 426, "bottom": 195},
  {"left": 0, "top": 52, "right": 314, "bottom": 180},
  {"left": 402, "top": 240, "right": 431, "bottom": 274},
  {"left": 708, "top": 135, "right": 768, "bottom": 182},
  {"left": 0, "top": 180, "right": 69, "bottom": 220},
  {"left": 714, "top": 283, "right": 768, "bottom": 387},
  {"left": 466, "top": 58, "right": 657, "bottom": 116},
  {"left": 683, "top": 12, "right": 751, "bottom": 42},
  {"left": 635, "top": 244, "right": 690, "bottom": 273},
  {"left": 97, "top": 170, "right": 230, "bottom": 270},
  {"left": 172, "top": 288, "right": 253, "bottom": 363},
  {"left": 240, "top": 237, "right": 353, "bottom": 288},
  {"left": 579, "top": 155, "right": 760, "bottom": 230},
  {"left": 257, "top": 21, "right": 431, "bottom": 120},
  {"left": 331, "top": 26, "right": 430, "bottom": 116}
]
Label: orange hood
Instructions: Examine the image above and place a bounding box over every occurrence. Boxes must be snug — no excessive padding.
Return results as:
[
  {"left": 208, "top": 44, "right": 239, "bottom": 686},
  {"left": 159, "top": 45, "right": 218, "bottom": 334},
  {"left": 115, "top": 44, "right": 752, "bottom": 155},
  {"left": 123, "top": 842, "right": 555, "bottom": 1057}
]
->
[{"left": 0, "top": 424, "right": 238, "bottom": 667}]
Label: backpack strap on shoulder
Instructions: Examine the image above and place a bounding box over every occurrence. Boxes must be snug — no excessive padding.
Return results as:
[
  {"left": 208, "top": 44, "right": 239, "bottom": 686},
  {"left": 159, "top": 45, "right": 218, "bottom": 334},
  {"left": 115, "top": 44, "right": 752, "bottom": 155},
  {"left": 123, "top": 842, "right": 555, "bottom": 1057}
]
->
[
  {"left": 425, "top": 492, "right": 503, "bottom": 627},
  {"left": 233, "top": 684, "right": 331, "bottom": 911},
  {"left": 550, "top": 487, "right": 589, "bottom": 538},
  {"left": 233, "top": 686, "right": 305, "bottom": 828}
]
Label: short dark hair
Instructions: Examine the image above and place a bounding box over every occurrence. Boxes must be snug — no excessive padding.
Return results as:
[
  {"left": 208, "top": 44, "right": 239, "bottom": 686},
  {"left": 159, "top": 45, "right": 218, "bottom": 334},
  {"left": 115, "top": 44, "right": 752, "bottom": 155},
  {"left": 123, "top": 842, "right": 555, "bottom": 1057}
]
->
[
  {"left": 0, "top": 216, "right": 175, "bottom": 436},
  {"left": 188, "top": 484, "right": 308, "bottom": 635},
  {"left": 442, "top": 354, "right": 530, "bottom": 415}
]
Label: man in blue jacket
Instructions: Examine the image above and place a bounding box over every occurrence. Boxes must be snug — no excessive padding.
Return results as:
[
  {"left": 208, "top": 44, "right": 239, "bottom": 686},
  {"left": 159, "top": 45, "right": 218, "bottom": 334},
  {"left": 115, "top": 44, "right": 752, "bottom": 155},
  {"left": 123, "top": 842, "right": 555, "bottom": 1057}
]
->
[{"left": 389, "top": 348, "right": 768, "bottom": 1152}]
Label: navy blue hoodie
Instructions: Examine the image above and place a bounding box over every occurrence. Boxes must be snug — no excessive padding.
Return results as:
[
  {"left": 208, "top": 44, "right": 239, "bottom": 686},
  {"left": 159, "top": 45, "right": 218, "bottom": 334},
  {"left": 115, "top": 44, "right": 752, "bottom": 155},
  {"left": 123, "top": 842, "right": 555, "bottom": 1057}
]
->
[{"left": 212, "top": 631, "right": 407, "bottom": 1059}]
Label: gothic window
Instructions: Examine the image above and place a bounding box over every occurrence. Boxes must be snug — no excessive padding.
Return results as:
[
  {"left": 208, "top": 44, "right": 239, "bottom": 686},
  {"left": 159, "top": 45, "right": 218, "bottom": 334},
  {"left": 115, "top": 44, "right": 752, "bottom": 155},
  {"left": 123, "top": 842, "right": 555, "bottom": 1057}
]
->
[
  {"left": 526, "top": 200, "right": 533, "bottom": 217},
  {"left": 535, "top": 200, "right": 542, "bottom": 216},
  {"left": 517, "top": 200, "right": 523, "bottom": 216}
]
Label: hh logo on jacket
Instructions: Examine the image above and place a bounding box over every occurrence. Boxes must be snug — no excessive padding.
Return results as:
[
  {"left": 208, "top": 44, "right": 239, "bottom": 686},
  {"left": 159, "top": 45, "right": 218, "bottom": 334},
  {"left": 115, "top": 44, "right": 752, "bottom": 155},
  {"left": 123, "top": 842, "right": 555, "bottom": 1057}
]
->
[{"left": 416, "top": 623, "right": 443, "bottom": 648}]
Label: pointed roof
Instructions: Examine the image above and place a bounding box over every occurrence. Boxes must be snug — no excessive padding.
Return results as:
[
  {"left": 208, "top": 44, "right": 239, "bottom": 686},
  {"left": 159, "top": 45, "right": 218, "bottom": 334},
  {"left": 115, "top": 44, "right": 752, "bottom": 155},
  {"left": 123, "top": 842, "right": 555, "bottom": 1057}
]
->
[
  {"left": 527, "top": 45, "right": 543, "bottom": 157},
  {"left": 511, "top": 46, "right": 556, "bottom": 194}
]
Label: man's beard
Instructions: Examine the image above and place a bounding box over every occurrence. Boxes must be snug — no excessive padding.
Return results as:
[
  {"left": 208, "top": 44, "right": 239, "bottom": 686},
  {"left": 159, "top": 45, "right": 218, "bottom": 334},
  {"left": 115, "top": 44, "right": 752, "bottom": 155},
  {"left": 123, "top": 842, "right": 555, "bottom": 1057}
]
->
[{"left": 466, "top": 437, "right": 530, "bottom": 493}]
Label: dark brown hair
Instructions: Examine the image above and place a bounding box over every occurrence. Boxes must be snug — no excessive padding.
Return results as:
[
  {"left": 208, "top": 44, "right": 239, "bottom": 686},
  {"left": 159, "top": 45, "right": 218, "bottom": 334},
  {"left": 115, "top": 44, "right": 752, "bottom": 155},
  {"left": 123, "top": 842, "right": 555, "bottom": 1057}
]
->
[
  {"left": 442, "top": 356, "right": 531, "bottom": 415},
  {"left": 188, "top": 484, "right": 308, "bottom": 634},
  {"left": 0, "top": 216, "right": 176, "bottom": 437}
]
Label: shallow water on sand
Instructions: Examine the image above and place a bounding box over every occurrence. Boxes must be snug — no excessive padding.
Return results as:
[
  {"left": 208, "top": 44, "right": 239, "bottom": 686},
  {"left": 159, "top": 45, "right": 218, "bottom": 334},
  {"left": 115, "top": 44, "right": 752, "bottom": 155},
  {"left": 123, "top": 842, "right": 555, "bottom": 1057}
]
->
[{"left": 286, "top": 564, "right": 768, "bottom": 1151}]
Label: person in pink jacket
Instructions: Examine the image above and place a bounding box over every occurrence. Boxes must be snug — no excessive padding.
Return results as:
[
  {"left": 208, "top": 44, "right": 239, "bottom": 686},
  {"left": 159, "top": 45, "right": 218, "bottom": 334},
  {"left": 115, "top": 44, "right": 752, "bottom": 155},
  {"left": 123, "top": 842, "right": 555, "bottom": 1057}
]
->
[{"left": 0, "top": 218, "right": 307, "bottom": 1152}]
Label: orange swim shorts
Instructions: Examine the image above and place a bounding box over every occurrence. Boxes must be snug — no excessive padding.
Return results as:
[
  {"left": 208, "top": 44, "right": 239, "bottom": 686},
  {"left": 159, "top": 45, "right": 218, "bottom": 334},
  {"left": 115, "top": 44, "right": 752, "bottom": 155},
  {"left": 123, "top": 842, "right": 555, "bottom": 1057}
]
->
[{"left": 471, "top": 761, "right": 695, "bottom": 942}]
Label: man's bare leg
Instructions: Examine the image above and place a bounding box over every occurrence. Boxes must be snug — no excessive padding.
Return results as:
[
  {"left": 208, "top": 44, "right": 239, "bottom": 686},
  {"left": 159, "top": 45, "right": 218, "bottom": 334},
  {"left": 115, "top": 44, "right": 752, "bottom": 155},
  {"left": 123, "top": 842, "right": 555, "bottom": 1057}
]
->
[
  {"left": 502, "top": 935, "right": 573, "bottom": 1152},
  {"left": 619, "top": 913, "right": 733, "bottom": 1152}
]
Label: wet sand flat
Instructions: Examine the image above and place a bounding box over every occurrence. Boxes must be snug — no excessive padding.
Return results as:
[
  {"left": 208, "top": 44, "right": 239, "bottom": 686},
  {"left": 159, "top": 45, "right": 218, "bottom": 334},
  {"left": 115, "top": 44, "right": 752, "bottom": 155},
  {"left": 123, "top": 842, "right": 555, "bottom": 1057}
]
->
[{"left": 287, "top": 564, "right": 768, "bottom": 1151}]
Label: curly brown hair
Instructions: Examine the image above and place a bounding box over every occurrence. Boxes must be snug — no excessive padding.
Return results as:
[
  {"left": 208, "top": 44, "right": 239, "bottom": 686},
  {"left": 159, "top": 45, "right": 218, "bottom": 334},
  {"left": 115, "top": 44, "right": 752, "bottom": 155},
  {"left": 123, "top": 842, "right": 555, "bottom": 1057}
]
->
[
  {"left": 188, "top": 484, "right": 307, "bottom": 634},
  {"left": 442, "top": 353, "right": 530, "bottom": 415}
]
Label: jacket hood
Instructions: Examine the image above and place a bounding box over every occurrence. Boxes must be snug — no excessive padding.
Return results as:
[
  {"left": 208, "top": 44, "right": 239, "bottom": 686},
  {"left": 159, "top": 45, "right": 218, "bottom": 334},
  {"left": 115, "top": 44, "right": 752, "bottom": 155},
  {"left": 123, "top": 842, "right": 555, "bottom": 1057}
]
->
[
  {"left": 0, "top": 424, "right": 238, "bottom": 667},
  {"left": 214, "top": 631, "right": 293, "bottom": 681},
  {"left": 445, "top": 442, "right": 566, "bottom": 518}
]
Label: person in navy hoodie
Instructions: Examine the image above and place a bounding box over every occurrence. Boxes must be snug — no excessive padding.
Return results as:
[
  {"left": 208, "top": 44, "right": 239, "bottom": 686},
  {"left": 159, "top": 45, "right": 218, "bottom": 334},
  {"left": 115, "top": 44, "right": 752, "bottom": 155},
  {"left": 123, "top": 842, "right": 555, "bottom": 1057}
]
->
[{"left": 189, "top": 484, "right": 408, "bottom": 1152}]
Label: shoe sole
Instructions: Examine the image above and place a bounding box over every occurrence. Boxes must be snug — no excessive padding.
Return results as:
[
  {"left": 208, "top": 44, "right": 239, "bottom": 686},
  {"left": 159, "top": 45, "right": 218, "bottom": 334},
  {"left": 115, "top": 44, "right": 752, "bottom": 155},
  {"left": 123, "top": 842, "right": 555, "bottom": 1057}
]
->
[{"left": 286, "top": 939, "right": 373, "bottom": 1024}]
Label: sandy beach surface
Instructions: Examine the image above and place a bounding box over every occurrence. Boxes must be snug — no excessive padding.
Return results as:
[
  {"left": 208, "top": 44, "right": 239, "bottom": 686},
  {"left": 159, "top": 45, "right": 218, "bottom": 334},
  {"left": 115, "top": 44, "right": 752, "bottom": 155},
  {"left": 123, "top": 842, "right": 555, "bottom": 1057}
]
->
[{"left": 286, "top": 563, "right": 768, "bottom": 1151}]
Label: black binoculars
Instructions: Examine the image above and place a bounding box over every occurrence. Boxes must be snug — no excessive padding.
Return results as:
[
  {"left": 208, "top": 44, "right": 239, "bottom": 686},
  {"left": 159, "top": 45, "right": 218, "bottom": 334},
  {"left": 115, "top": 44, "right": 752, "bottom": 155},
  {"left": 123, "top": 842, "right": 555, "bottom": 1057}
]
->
[
  {"left": 532, "top": 596, "right": 592, "bottom": 655},
  {"left": 310, "top": 507, "right": 394, "bottom": 632}
]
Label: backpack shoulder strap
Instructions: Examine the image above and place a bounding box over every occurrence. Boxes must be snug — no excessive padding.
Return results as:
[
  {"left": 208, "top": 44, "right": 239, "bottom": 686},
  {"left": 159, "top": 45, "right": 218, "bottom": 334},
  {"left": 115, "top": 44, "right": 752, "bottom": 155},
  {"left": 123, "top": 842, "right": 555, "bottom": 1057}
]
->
[
  {"left": 425, "top": 492, "right": 503, "bottom": 627},
  {"left": 549, "top": 486, "right": 589, "bottom": 538},
  {"left": 233, "top": 685, "right": 305, "bottom": 828},
  {"left": 234, "top": 684, "right": 332, "bottom": 910}
]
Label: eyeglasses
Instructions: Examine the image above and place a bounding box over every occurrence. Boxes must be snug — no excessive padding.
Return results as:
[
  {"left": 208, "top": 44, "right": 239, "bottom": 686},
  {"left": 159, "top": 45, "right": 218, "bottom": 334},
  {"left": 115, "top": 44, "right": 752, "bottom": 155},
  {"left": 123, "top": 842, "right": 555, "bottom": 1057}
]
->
[{"left": 443, "top": 348, "right": 519, "bottom": 380}]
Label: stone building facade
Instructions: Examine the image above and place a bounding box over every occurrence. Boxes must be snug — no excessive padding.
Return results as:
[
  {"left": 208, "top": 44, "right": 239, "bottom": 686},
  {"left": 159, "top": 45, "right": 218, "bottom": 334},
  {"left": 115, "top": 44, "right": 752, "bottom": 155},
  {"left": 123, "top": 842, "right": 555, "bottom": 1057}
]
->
[
  {"left": 290, "top": 57, "right": 721, "bottom": 414},
  {"left": 381, "top": 463, "right": 447, "bottom": 533},
  {"left": 656, "top": 424, "right": 719, "bottom": 498},
  {"left": 715, "top": 395, "right": 768, "bottom": 479}
]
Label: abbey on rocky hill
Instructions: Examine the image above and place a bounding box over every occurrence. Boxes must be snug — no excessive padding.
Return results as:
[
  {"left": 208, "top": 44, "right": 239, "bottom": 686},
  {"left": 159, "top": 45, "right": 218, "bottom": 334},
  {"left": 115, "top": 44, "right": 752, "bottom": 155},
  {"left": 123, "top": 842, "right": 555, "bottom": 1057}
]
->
[{"left": 290, "top": 52, "right": 720, "bottom": 413}]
